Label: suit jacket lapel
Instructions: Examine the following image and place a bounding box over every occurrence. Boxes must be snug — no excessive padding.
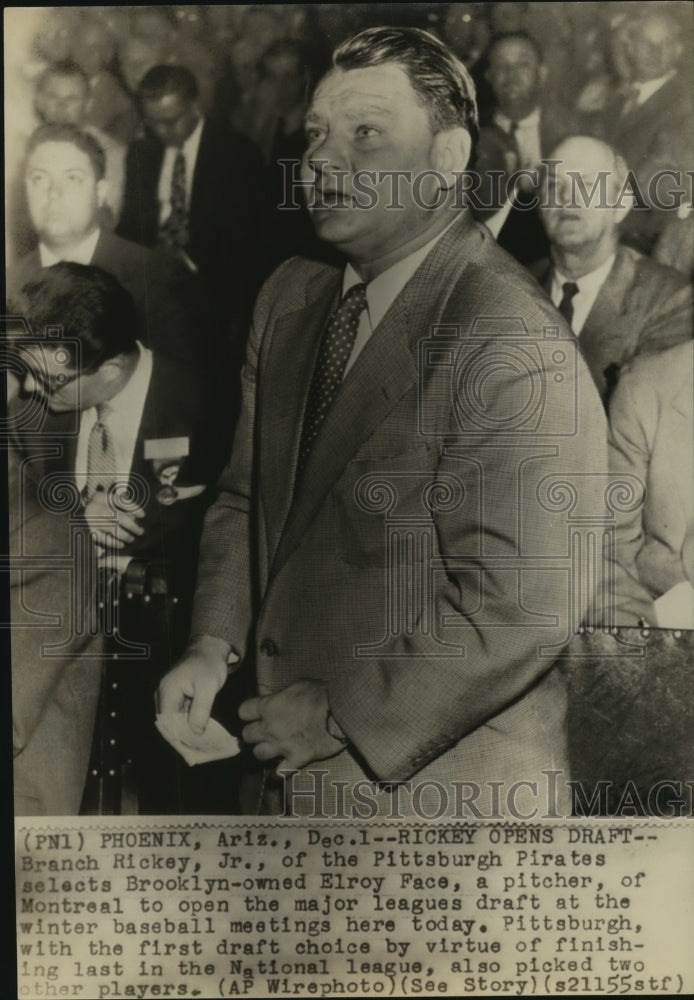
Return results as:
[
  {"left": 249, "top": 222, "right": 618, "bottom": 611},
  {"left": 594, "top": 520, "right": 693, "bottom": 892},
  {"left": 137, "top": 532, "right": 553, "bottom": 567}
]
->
[
  {"left": 272, "top": 298, "right": 419, "bottom": 575},
  {"left": 579, "top": 247, "right": 635, "bottom": 381},
  {"left": 268, "top": 212, "right": 479, "bottom": 577},
  {"left": 260, "top": 270, "right": 341, "bottom": 566}
]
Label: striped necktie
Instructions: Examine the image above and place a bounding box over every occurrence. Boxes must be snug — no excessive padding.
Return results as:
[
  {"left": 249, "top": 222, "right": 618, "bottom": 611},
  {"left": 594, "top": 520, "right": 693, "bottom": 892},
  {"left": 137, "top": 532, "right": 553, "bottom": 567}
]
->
[{"left": 85, "top": 403, "right": 117, "bottom": 502}]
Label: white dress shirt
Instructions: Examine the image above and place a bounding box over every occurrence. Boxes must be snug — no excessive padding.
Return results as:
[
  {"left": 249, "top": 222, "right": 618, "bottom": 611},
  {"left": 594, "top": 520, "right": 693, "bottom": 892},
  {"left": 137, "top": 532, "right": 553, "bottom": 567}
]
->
[
  {"left": 157, "top": 116, "right": 204, "bottom": 225},
  {"left": 632, "top": 69, "right": 676, "bottom": 107},
  {"left": 341, "top": 216, "right": 460, "bottom": 375},
  {"left": 75, "top": 342, "right": 153, "bottom": 484},
  {"left": 550, "top": 254, "right": 616, "bottom": 335},
  {"left": 39, "top": 227, "right": 101, "bottom": 267},
  {"left": 493, "top": 106, "right": 543, "bottom": 171}
]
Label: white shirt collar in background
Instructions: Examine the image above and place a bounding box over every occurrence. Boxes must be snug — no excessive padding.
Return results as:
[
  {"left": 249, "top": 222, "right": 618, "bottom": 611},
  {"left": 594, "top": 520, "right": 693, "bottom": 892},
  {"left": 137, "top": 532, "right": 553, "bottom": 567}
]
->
[
  {"left": 493, "top": 106, "right": 542, "bottom": 170},
  {"left": 633, "top": 70, "right": 676, "bottom": 106},
  {"left": 39, "top": 227, "right": 100, "bottom": 267},
  {"left": 550, "top": 253, "right": 616, "bottom": 335}
]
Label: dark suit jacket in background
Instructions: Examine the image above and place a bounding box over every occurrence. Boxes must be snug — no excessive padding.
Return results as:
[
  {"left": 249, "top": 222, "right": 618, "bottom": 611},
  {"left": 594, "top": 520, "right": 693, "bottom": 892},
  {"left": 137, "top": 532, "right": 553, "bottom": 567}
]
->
[
  {"left": 6, "top": 229, "right": 206, "bottom": 371},
  {"left": 117, "top": 117, "right": 267, "bottom": 341},
  {"left": 601, "top": 74, "right": 694, "bottom": 253},
  {"left": 473, "top": 102, "right": 589, "bottom": 264},
  {"left": 191, "top": 212, "right": 608, "bottom": 817},
  {"left": 532, "top": 245, "right": 693, "bottom": 403}
]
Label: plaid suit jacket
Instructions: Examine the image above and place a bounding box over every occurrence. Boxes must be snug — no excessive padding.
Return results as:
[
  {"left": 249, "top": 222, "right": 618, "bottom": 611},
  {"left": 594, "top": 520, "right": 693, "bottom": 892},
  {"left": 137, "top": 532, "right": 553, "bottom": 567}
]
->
[{"left": 192, "top": 212, "right": 609, "bottom": 816}]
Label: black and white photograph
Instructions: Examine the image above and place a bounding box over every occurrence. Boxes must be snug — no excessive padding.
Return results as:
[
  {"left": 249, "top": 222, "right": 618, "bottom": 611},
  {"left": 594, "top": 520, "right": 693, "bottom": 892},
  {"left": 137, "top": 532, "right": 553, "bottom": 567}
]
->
[{"left": 5, "top": 4, "right": 694, "bottom": 997}]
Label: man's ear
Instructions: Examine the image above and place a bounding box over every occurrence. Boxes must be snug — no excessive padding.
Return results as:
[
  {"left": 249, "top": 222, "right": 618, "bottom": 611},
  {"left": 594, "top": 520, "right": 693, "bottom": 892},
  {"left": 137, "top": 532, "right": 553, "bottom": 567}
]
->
[
  {"left": 98, "top": 355, "right": 127, "bottom": 387},
  {"left": 96, "top": 178, "right": 108, "bottom": 208},
  {"left": 432, "top": 126, "right": 472, "bottom": 188}
]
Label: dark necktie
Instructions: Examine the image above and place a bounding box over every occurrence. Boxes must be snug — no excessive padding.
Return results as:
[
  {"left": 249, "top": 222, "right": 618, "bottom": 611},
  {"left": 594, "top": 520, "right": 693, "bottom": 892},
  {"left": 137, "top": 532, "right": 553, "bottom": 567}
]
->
[
  {"left": 296, "top": 282, "right": 367, "bottom": 478},
  {"left": 557, "top": 280, "right": 580, "bottom": 327},
  {"left": 85, "top": 403, "right": 117, "bottom": 502},
  {"left": 159, "top": 148, "right": 189, "bottom": 251}
]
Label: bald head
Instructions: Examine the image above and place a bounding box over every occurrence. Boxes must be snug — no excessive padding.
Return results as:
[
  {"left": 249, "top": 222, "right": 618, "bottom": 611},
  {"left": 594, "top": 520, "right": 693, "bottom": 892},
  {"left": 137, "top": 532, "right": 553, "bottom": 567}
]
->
[
  {"left": 540, "top": 136, "right": 632, "bottom": 270},
  {"left": 551, "top": 136, "right": 629, "bottom": 193}
]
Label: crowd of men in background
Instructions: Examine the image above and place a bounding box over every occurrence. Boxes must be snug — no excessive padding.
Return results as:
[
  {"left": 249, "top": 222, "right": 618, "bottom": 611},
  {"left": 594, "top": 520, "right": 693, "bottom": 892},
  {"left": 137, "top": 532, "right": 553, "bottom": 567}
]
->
[{"left": 6, "top": 3, "right": 694, "bottom": 816}]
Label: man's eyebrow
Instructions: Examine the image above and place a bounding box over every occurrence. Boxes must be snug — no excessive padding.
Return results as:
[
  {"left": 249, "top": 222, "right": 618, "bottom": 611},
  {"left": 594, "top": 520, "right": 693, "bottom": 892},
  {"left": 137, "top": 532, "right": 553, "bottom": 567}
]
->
[{"left": 305, "top": 102, "right": 395, "bottom": 123}]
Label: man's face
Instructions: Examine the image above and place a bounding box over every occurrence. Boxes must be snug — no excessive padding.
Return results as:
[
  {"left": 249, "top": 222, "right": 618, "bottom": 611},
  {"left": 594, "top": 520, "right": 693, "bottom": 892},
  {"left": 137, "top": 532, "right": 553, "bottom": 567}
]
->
[
  {"left": 301, "top": 64, "right": 446, "bottom": 265},
  {"left": 25, "top": 142, "right": 104, "bottom": 248},
  {"left": 539, "top": 139, "right": 622, "bottom": 252},
  {"left": 487, "top": 38, "right": 542, "bottom": 117},
  {"left": 628, "top": 17, "right": 679, "bottom": 82},
  {"left": 17, "top": 344, "right": 109, "bottom": 414},
  {"left": 142, "top": 91, "right": 200, "bottom": 147},
  {"left": 262, "top": 52, "right": 306, "bottom": 115},
  {"left": 35, "top": 73, "right": 88, "bottom": 126}
]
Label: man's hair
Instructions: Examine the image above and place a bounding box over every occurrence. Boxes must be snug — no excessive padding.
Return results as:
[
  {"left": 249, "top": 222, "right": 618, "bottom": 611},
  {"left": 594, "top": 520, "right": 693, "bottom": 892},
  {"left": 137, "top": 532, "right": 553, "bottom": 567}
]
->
[
  {"left": 14, "top": 263, "right": 139, "bottom": 373},
  {"left": 259, "top": 38, "right": 313, "bottom": 75},
  {"left": 25, "top": 123, "right": 106, "bottom": 181},
  {"left": 36, "top": 58, "right": 89, "bottom": 92},
  {"left": 487, "top": 30, "right": 544, "bottom": 66},
  {"left": 137, "top": 64, "right": 199, "bottom": 105},
  {"left": 327, "top": 26, "right": 479, "bottom": 146}
]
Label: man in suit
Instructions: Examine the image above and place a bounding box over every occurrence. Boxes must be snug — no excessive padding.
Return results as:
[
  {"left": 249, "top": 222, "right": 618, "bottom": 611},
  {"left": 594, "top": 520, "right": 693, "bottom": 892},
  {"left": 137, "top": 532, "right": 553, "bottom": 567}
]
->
[
  {"left": 7, "top": 124, "right": 203, "bottom": 374},
  {"left": 159, "top": 26, "right": 608, "bottom": 819},
  {"left": 608, "top": 341, "right": 694, "bottom": 629},
  {"left": 533, "top": 135, "right": 692, "bottom": 404},
  {"left": 601, "top": 10, "right": 694, "bottom": 254},
  {"left": 34, "top": 60, "right": 126, "bottom": 225},
  {"left": 10, "top": 263, "right": 220, "bottom": 813},
  {"left": 117, "top": 64, "right": 266, "bottom": 352},
  {"left": 474, "top": 31, "right": 584, "bottom": 263}
]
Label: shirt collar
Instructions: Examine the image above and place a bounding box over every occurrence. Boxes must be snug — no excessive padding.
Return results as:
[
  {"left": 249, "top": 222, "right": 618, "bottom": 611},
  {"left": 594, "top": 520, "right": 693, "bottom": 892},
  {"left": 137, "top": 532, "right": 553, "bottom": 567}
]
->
[
  {"left": 102, "top": 342, "right": 152, "bottom": 419},
  {"left": 494, "top": 106, "right": 541, "bottom": 131},
  {"left": 633, "top": 69, "right": 676, "bottom": 104},
  {"left": 342, "top": 215, "right": 461, "bottom": 331},
  {"left": 39, "top": 227, "right": 101, "bottom": 267},
  {"left": 178, "top": 115, "right": 204, "bottom": 158},
  {"left": 552, "top": 252, "right": 616, "bottom": 297}
]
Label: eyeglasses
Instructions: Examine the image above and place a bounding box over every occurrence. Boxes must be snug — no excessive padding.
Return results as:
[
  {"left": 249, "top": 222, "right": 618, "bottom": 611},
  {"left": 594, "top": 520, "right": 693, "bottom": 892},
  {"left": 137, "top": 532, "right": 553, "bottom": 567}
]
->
[
  {"left": 16, "top": 355, "right": 82, "bottom": 394},
  {"left": 27, "top": 368, "right": 82, "bottom": 392}
]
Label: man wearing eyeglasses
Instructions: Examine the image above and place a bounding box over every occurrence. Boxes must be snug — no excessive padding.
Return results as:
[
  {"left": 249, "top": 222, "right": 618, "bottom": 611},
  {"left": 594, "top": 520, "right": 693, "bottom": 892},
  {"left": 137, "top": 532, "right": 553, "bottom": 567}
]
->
[{"left": 9, "top": 262, "right": 221, "bottom": 814}]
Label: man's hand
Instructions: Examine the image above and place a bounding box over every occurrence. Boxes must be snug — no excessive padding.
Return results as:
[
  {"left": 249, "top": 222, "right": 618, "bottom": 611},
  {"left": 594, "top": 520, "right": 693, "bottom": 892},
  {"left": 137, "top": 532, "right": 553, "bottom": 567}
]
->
[
  {"left": 158, "top": 635, "right": 233, "bottom": 734},
  {"left": 84, "top": 490, "right": 145, "bottom": 550},
  {"left": 239, "top": 680, "right": 347, "bottom": 773}
]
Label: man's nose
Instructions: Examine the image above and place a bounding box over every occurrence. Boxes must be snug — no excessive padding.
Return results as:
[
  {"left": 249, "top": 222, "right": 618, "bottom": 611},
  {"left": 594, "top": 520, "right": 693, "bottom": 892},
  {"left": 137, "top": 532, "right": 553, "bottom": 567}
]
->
[{"left": 46, "top": 178, "right": 63, "bottom": 201}]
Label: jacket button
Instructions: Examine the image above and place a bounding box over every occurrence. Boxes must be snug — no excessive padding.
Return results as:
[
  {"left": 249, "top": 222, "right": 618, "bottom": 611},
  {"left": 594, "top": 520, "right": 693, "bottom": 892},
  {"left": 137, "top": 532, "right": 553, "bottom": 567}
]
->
[{"left": 259, "top": 638, "right": 278, "bottom": 656}]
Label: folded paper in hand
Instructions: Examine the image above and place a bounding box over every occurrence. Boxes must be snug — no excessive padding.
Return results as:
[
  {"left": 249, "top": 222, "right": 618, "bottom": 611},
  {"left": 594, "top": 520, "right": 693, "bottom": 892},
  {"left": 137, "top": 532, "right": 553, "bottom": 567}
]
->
[{"left": 155, "top": 713, "right": 240, "bottom": 766}]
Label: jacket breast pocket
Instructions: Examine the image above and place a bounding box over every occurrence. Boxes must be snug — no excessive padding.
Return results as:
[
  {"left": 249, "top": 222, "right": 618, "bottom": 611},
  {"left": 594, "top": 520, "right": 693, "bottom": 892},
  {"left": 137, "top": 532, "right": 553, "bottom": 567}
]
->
[{"left": 332, "top": 442, "right": 450, "bottom": 567}]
